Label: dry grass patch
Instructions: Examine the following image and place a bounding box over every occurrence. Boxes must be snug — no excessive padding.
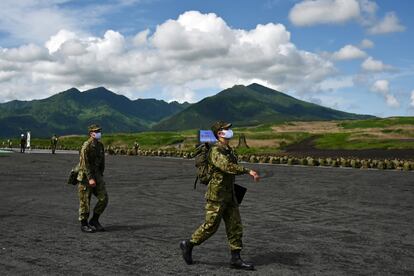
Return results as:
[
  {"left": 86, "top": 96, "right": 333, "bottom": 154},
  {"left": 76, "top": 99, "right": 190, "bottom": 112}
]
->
[{"left": 272, "top": 121, "right": 344, "bottom": 133}]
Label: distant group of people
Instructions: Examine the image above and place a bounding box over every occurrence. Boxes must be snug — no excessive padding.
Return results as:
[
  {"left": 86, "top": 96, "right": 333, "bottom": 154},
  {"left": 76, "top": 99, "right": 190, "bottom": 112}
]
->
[
  {"left": 2, "top": 132, "right": 59, "bottom": 154},
  {"left": 18, "top": 132, "right": 31, "bottom": 153},
  {"left": 1, "top": 139, "right": 13, "bottom": 149}
]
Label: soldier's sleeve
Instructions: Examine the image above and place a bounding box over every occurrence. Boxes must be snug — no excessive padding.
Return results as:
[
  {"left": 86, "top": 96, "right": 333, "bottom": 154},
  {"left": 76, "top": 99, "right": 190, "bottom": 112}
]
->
[
  {"left": 209, "top": 147, "right": 250, "bottom": 175},
  {"left": 100, "top": 143, "right": 105, "bottom": 173},
  {"left": 79, "top": 142, "right": 94, "bottom": 180}
]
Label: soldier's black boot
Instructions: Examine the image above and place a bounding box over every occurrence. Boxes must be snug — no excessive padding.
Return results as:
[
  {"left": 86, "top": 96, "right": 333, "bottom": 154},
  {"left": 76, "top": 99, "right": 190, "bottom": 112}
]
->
[
  {"left": 80, "top": 220, "right": 95, "bottom": 233},
  {"left": 230, "top": 250, "right": 255, "bottom": 270},
  {"left": 89, "top": 213, "right": 105, "bottom": 232},
  {"left": 179, "top": 239, "right": 194, "bottom": 265}
]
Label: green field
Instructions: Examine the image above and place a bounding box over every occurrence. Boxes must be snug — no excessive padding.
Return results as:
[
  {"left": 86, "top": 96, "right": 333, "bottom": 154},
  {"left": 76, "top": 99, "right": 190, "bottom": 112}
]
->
[
  {"left": 2, "top": 117, "right": 414, "bottom": 154},
  {"left": 339, "top": 117, "right": 414, "bottom": 129}
]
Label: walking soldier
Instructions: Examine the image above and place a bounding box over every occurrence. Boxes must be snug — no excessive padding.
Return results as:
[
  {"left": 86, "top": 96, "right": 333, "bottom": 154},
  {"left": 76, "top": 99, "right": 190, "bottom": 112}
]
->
[
  {"left": 76, "top": 124, "right": 109, "bottom": 233},
  {"left": 180, "top": 121, "right": 260, "bottom": 270}
]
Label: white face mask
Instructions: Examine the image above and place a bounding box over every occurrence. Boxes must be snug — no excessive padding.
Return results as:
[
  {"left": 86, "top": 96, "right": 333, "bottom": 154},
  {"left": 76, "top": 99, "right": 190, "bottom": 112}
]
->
[
  {"left": 220, "top": 129, "right": 234, "bottom": 139},
  {"left": 93, "top": 132, "right": 102, "bottom": 140}
]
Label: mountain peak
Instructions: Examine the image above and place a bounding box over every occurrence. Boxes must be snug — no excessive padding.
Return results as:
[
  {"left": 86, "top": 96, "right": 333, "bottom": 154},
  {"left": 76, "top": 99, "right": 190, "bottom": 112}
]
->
[
  {"left": 247, "top": 83, "right": 281, "bottom": 93},
  {"left": 154, "top": 83, "right": 374, "bottom": 131},
  {"left": 83, "top": 86, "right": 113, "bottom": 94},
  {"left": 60, "top": 87, "right": 81, "bottom": 95},
  {"left": 0, "top": 86, "right": 190, "bottom": 137},
  {"left": 248, "top": 82, "right": 265, "bottom": 89},
  {"left": 51, "top": 87, "right": 80, "bottom": 100},
  {"left": 66, "top": 87, "right": 81, "bottom": 93}
]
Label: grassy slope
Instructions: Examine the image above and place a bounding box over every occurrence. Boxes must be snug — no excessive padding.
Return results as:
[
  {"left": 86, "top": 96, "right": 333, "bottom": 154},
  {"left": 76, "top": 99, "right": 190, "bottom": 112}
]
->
[
  {"left": 0, "top": 87, "right": 189, "bottom": 137},
  {"left": 154, "top": 84, "right": 373, "bottom": 131},
  {"left": 339, "top": 117, "right": 414, "bottom": 129},
  {"left": 314, "top": 117, "right": 414, "bottom": 150}
]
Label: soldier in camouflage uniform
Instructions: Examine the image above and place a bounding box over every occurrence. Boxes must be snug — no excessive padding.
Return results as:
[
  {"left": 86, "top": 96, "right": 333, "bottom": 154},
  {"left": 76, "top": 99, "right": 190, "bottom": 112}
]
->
[
  {"left": 76, "top": 124, "right": 108, "bottom": 233},
  {"left": 180, "top": 121, "right": 260, "bottom": 270}
]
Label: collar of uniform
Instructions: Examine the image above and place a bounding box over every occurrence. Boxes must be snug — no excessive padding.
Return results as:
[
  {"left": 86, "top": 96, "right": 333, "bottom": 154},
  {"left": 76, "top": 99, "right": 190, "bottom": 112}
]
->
[
  {"left": 217, "top": 141, "right": 231, "bottom": 150},
  {"left": 88, "top": 137, "right": 98, "bottom": 145}
]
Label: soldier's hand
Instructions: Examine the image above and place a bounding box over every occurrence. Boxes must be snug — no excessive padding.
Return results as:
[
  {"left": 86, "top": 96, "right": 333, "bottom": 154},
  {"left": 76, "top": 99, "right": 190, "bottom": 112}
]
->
[
  {"left": 88, "top": 179, "right": 96, "bottom": 187},
  {"left": 249, "top": 170, "right": 260, "bottom": 182}
]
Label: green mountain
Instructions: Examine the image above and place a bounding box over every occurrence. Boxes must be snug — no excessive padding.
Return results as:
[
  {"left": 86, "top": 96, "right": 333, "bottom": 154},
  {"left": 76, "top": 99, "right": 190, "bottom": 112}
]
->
[
  {"left": 153, "top": 83, "right": 374, "bottom": 131},
  {"left": 0, "top": 87, "right": 190, "bottom": 137}
]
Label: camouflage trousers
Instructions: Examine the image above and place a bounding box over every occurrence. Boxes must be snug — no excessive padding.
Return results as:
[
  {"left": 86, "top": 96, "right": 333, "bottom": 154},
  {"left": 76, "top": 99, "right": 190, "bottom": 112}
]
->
[
  {"left": 191, "top": 200, "right": 243, "bottom": 251},
  {"left": 78, "top": 175, "right": 108, "bottom": 221}
]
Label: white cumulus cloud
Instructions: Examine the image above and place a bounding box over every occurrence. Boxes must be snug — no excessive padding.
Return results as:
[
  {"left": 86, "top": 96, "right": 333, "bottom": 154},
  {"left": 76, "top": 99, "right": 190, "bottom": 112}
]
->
[
  {"left": 289, "top": 0, "right": 405, "bottom": 35},
  {"left": 371, "top": 79, "right": 399, "bottom": 108},
  {"left": 0, "top": 11, "right": 337, "bottom": 103},
  {"left": 361, "top": 57, "right": 393, "bottom": 72},
  {"left": 289, "top": 0, "right": 360, "bottom": 26},
  {"left": 360, "top": 39, "right": 374, "bottom": 49},
  {"left": 411, "top": 90, "right": 414, "bottom": 108},
  {"left": 385, "top": 94, "right": 399, "bottom": 108},
  {"left": 1, "top": 44, "right": 50, "bottom": 62},
  {"left": 368, "top": 12, "right": 406, "bottom": 34},
  {"left": 45, "top": 29, "right": 78, "bottom": 54},
  {"left": 332, "top": 45, "right": 366, "bottom": 60},
  {"left": 371, "top": 79, "right": 389, "bottom": 94}
]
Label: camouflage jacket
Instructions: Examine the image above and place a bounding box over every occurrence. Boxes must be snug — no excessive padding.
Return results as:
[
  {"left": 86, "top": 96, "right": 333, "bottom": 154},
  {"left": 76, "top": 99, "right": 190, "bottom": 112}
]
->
[
  {"left": 77, "top": 138, "right": 105, "bottom": 182},
  {"left": 51, "top": 136, "right": 58, "bottom": 145},
  {"left": 206, "top": 141, "right": 249, "bottom": 203}
]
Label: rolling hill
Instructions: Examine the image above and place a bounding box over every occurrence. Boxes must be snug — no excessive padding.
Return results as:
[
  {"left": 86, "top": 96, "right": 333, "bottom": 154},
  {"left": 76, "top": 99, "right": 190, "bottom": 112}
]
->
[
  {"left": 0, "top": 87, "right": 189, "bottom": 137},
  {"left": 153, "top": 83, "right": 374, "bottom": 131}
]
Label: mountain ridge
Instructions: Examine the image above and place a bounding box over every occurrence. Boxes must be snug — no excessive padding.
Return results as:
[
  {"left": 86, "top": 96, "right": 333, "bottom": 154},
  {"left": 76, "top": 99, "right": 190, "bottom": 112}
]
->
[
  {"left": 153, "top": 83, "right": 374, "bottom": 130},
  {"left": 0, "top": 83, "right": 374, "bottom": 137},
  {"left": 0, "top": 87, "right": 189, "bottom": 137}
]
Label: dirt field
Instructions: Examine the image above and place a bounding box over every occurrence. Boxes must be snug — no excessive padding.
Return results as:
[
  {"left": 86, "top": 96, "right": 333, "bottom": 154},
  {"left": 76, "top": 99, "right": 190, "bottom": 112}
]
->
[{"left": 0, "top": 152, "right": 413, "bottom": 275}]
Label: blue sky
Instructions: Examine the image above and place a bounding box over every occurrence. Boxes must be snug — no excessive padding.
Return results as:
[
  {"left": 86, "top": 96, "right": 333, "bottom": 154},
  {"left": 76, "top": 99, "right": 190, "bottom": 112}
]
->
[{"left": 0, "top": 0, "right": 413, "bottom": 117}]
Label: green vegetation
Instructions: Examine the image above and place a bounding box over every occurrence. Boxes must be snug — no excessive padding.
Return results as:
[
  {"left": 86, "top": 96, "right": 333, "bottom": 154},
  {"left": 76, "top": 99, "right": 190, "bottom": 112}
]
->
[
  {"left": 0, "top": 87, "right": 189, "bottom": 138},
  {"left": 2, "top": 132, "right": 187, "bottom": 151},
  {"left": 0, "top": 83, "right": 374, "bottom": 138},
  {"left": 153, "top": 83, "right": 372, "bottom": 131},
  {"left": 3, "top": 115, "right": 414, "bottom": 154},
  {"left": 314, "top": 133, "right": 350, "bottom": 149},
  {"left": 340, "top": 117, "right": 414, "bottom": 129},
  {"left": 102, "top": 132, "right": 186, "bottom": 148},
  {"left": 235, "top": 147, "right": 281, "bottom": 155},
  {"left": 235, "top": 123, "right": 275, "bottom": 132}
]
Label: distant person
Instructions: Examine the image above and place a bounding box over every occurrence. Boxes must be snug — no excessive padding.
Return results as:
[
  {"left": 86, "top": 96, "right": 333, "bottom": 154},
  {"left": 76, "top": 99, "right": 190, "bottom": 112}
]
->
[
  {"left": 76, "top": 124, "right": 108, "bottom": 233},
  {"left": 133, "top": 141, "right": 140, "bottom": 155},
  {"left": 51, "top": 134, "right": 58, "bottom": 154},
  {"left": 20, "top": 134, "right": 26, "bottom": 153},
  {"left": 8, "top": 139, "right": 12, "bottom": 149},
  {"left": 26, "top": 131, "right": 31, "bottom": 151},
  {"left": 180, "top": 121, "right": 260, "bottom": 270}
]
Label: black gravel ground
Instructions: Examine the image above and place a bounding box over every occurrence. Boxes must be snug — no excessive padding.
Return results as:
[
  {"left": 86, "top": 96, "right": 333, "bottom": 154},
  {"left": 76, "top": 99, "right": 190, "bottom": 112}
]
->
[
  {"left": 284, "top": 137, "right": 414, "bottom": 160},
  {"left": 0, "top": 152, "right": 413, "bottom": 275}
]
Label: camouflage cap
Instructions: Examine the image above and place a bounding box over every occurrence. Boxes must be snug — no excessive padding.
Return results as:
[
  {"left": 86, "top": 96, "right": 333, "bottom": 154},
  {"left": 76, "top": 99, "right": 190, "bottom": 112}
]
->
[
  {"left": 211, "top": 121, "right": 232, "bottom": 135},
  {"left": 88, "top": 124, "right": 102, "bottom": 132}
]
